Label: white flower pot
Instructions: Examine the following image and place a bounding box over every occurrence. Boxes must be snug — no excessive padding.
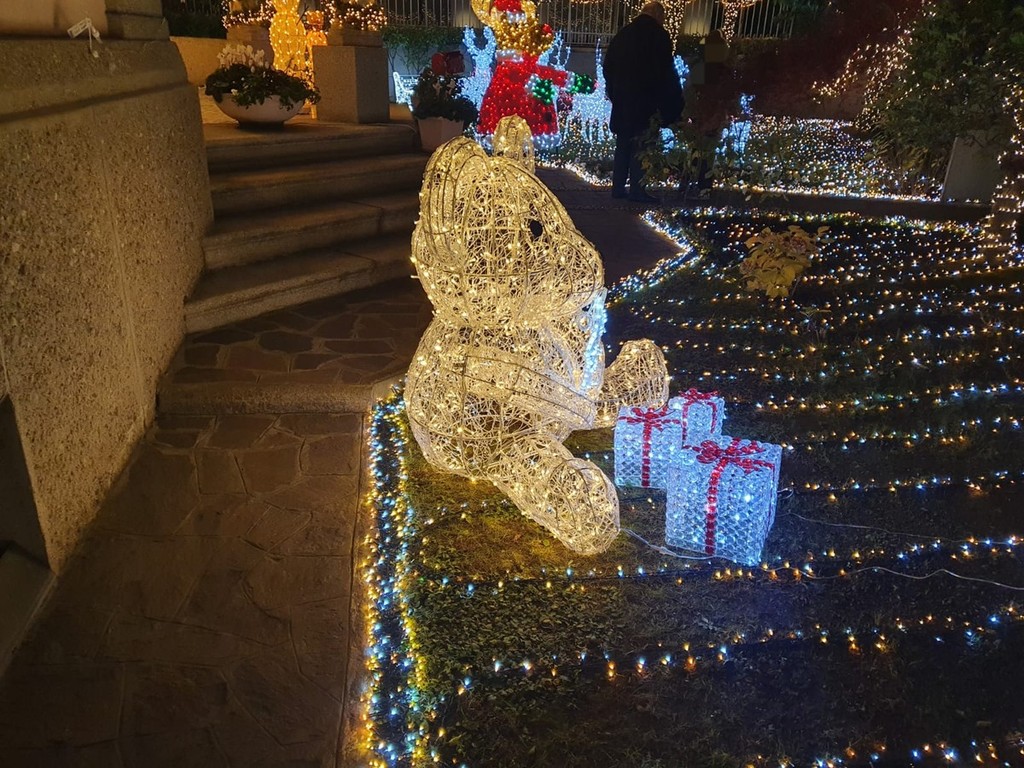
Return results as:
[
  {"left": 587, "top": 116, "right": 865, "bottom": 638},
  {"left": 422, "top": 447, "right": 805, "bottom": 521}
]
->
[
  {"left": 417, "top": 117, "right": 465, "bottom": 152},
  {"left": 216, "top": 95, "right": 304, "bottom": 125}
]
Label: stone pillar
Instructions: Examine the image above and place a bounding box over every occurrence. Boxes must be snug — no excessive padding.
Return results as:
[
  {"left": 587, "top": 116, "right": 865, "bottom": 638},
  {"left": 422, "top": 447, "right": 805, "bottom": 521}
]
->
[
  {"left": 313, "top": 33, "right": 389, "bottom": 123},
  {"left": 227, "top": 23, "right": 274, "bottom": 67},
  {"left": 105, "top": 0, "right": 168, "bottom": 39}
]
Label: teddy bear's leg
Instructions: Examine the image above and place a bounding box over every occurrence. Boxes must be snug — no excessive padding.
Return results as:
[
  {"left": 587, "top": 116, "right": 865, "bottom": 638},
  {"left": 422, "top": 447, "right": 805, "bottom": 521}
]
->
[
  {"left": 594, "top": 339, "right": 670, "bottom": 427},
  {"left": 486, "top": 431, "right": 620, "bottom": 555}
]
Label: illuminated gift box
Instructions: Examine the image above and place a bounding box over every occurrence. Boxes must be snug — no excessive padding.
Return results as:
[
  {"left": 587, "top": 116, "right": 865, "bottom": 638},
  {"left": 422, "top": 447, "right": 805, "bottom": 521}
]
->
[
  {"left": 615, "top": 389, "right": 724, "bottom": 489},
  {"left": 614, "top": 403, "right": 681, "bottom": 489},
  {"left": 670, "top": 388, "right": 725, "bottom": 444},
  {"left": 666, "top": 436, "right": 782, "bottom": 565}
]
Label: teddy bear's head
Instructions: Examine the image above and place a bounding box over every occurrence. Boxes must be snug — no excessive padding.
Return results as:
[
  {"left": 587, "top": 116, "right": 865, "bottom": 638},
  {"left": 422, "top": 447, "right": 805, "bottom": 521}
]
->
[{"left": 412, "top": 138, "right": 602, "bottom": 329}]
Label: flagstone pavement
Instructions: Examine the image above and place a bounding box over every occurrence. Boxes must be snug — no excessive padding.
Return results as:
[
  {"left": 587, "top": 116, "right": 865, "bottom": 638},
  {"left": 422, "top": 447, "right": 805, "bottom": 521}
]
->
[{"left": 0, "top": 167, "right": 680, "bottom": 767}]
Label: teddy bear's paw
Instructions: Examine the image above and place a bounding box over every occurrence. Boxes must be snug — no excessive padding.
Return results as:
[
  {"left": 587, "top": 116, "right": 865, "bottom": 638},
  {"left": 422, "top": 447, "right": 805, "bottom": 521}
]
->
[
  {"left": 499, "top": 454, "right": 619, "bottom": 556},
  {"left": 594, "top": 339, "right": 669, "bottom": 427}
]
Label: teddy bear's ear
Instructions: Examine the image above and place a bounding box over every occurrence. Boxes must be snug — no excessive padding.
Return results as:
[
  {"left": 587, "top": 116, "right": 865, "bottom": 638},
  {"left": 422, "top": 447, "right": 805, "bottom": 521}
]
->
[{"left": 412, "top": 138, "right": 489, "bottom": 296}]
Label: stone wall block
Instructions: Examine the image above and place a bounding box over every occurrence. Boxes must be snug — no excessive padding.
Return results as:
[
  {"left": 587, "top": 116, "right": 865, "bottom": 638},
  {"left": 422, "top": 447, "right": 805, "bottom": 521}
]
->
[
  {"left": 0, "top": 113, "right": 146, "bottom": 571},
  {"left": 97, "top": 84, "right": 211, "bottom": 398}
]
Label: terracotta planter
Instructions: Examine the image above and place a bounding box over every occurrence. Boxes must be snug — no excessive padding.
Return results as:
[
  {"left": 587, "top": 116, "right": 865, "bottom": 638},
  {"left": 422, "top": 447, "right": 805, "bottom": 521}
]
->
[
  {"left": 417, "top": 117, "right": 465, "bottom": 152},
  {"left": 215, "top": 95, "right": 304, "bottom": 125}
]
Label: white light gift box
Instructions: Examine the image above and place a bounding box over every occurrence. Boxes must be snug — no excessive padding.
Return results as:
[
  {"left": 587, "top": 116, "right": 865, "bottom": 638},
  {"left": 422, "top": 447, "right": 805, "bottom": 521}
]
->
[
  {"left": 614, "top": 404, "right": 681, "bottom": 489},
  {"left": 671, "top": 388, "right": 725, "bottom": 444},
  {"left": 614, "top": 389, "right": 724, "bottom": 489},
  {"left": 665, "top": 437, "right": 782, "bottom": 566}
]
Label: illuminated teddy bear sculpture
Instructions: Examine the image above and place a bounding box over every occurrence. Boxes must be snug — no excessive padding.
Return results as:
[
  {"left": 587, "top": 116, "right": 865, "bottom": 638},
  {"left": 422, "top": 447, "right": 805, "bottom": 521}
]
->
[{"left": 405, "top": 134, "right": 668, "bottom": 555}]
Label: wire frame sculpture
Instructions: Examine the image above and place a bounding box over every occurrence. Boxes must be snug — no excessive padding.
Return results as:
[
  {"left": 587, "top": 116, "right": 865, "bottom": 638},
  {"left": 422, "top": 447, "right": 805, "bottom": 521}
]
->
[
  {"left": 406, "top": 136, "right": 668, "bottom": 555},
  {"left": 492, "top": 115, "right": 536, "bottom": 172},
  {"left": 666, "top": 436, "right": 781, "bottom": 565}
]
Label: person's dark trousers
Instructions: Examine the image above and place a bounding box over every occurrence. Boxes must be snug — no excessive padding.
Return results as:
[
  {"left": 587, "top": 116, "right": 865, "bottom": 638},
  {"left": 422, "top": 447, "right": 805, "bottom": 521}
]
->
[{"left": 612, "top": 131, "right": 646, "bottom": 196}]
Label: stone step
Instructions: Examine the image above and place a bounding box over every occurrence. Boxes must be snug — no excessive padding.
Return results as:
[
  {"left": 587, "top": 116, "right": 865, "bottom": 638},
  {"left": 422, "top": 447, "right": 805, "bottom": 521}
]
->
[
  {"left": 203, "top": 120, "right": 419, "bottom": 173},
  {"left": 185, "top": 234, "right": 413, "bottom": 332},
  {"left": 202, "top": 191, "right": 420, "bottom": 270},
  {"left": 210, "top": 153, "right": 428, "bottom": 216}
]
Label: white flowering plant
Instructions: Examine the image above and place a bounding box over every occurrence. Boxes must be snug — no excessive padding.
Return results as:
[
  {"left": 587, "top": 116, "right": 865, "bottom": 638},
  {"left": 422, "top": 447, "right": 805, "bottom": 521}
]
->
[{"left": 204, "top": 44, "right": 319, "bottom": 109}]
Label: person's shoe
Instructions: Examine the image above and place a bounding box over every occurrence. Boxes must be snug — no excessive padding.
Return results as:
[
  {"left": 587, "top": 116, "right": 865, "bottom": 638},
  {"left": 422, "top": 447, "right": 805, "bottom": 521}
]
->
[
  {"left": 627, "top": 190, "right": 660, "bottom": 204},
  {"left": 611, "top": 187, "right": 628, "bottom": 199}
]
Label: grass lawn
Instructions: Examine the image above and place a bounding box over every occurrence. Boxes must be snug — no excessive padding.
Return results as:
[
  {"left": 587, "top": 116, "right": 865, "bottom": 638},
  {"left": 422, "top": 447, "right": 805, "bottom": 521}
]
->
[{"left": 363, "top": 209, "right": 1024, "bottom": 768}]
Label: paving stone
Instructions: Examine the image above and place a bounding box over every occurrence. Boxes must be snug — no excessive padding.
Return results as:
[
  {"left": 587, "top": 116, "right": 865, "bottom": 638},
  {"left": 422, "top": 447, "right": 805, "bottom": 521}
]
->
[
  {"left": 332, "top": 354, "right": 398, "bottom": 372},
  {"left": 278, "top": 414, "right": 361, "bottom": 437},
  {"left": 193, "top": 328, "right": 254, "bottom": 345},
  {"left": 156, "top": 415, "right": 216, "bottom": 431},
  {"left": 121, "top": 664, "right": 230, "bottom": 736},
  {"left": 196, "top": 450, "right": 246, "bottom": 494},
  {"left": 103, "top": 614, "right": 263, "bottom": 666},
  {"left": 102, "top": 445, "right": 199, "bottom": 535},
  {"left": 291, "top": 598, "right": 350, "bottom": 701},
  {"left": 225, "top": 346, "right": 289, "bottom": 373},
  {"left": 207, "top": 415, "right": 276, "bottom": 449},
  {"left": 5, "top": 741, "right": 123, "bottom": 768},
  {"left": 233, "top": 317, "right": 280, "bottom": 334},
  {"left": 238, "top": 444, "right": 301, "bottom": 493},
  {"left": 292, "top": 353, "right": 342, "bottom": 371},
  {"left": 0, "top": 663, "right": 124, "bottom": 748},
  {"left": 275, "top": 510, "right": 354, "bottom": 558},
  {"left": 245, "top": 507, "right": 311, "bottom": 551},
  {"left": 314, "top": 315, "right": 357, "bottom": 339},
  {"left": 322, "top": 338, "right": 393, "bottom": 355},
  {"left": 183, "top": 344, "right": 221, "bottom": 367},
  {"left": 253, "top": 427, "right": 305, "bottom": 448},
  {"left": 212, "top": 702, "right": 330, "bottom": 768},
  {"left": 151, "top": 429, "right": 204, "bottom": 450},
  {"left": 300, "top": 433, "right": 361, "bottom": 476},
  {"left": 17, "top": 604, "right": 114, "bottom": 665},
  {"left": 259, "top": 331, "right": 313, "bottom": 353},
  {"left": 260, "top": 309, "right": 319, "bottom": 332},
  {"left": 246, "top": 555, "right": 349, "bottom": 610},
  {"left": 225, "top": 645, "right": 342, "bottom": 746},
  {"left": 263, "top": 475, "right": 360, "bottom": 514},
  {"left": 122, "top": 727, "right": 227, "bottom": 768},
  {"left": 173, "top": 367, "right": 260, "bottom": 384},
  {"left": 179, "top": 561, "right": 288, "bottom": 645},
  {"left": 177, "top": 496, "right": 269, "bottom": 537},
  {"left": 57, "top": 534, "right": 213, "bottom": 620}
]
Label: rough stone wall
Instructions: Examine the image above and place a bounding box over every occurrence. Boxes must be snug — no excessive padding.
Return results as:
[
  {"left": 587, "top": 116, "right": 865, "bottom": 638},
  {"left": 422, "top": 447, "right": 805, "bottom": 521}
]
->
[{"left": 0, "top": 39, "right": 212, "bottom": 571}]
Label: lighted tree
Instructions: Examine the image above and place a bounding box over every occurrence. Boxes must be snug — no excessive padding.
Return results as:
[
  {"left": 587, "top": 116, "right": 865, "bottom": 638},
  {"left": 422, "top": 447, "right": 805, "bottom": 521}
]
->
[{"left": 269, "top": 0, "right": 308, "bottom": 79}]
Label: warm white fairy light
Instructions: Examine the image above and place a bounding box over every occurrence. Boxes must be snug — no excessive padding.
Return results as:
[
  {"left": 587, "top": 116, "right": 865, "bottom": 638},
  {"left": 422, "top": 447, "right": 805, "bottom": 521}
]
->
[
  {"left": 981, "top": 73, "right": 1024, "bottom": 259},
  {"left": 405, "top": 135, "right": 667, "bottom": 555},
  {"left": 269, "top": 0, "right": 308, "bottom": 79},
  {"left": 720, "top": 0, "right": 760, "bottom": 44},
  {"left": 491, "top": 114, "right": 535, "bottom": 172}
]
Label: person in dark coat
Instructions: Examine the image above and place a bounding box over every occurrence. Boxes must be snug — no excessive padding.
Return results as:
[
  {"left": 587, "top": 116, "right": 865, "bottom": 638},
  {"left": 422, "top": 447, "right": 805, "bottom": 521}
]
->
[{"left": 602, "top": 1, "right": 683, "bottom": 203}]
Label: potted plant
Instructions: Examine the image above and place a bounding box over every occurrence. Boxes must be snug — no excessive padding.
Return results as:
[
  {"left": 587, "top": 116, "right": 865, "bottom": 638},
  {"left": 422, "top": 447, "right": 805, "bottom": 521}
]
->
[
  {"left": 205, "top": 44, "right": 320, "bottom": 125},
  {"left": 411, "top": 66, "right": 478, "bottom": 151}
]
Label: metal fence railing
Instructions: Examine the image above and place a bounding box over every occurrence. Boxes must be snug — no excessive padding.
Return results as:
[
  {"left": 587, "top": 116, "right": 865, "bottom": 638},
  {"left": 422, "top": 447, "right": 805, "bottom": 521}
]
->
[
  {"left": 375, "top": 0, "right": 794, "bottom": 47},
  {"left": 187, "top": 0, "right": 794, "bottom": 46}
]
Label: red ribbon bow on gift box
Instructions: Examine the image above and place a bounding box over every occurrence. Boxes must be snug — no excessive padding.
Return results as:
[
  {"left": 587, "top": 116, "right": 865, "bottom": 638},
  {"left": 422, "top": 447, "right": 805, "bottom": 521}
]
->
[
  {"left": 677, "top": 388, "right": 721, "bottom": 435},
  {"left": 619, "top": 405, "right": 680, "bottom": 486},
  {"left": 690, "top": 438, "right": 775, "bottom": 555}
]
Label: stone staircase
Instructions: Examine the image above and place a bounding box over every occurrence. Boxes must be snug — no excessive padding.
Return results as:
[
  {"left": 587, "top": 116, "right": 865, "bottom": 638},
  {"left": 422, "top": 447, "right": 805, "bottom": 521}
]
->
[{"left": 185, "top": 120, "right": 426, "bottom": 332}]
